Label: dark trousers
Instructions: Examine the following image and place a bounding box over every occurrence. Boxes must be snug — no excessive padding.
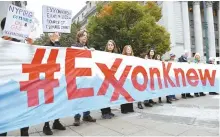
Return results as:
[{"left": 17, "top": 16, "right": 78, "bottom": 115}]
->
[
  {"left": 101, "top": 107, "right": 111, "bottom": 115},
  {"left": 121, "top": 103, "right": 134, "bottom": 113},
  {"left": 0, "top": 127, "right": 29, "bottom": 136},
  {"left": 74, "top": 111, "right": 90, "bottom": 119},
  {"left": 195, "top": 92, "right": 204, "bottom": 96}
]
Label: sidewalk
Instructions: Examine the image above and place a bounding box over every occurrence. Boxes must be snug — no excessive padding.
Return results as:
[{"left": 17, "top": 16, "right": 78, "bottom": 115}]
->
[{"left": 7, "top": 94, "right": 219, "bottom": 136}]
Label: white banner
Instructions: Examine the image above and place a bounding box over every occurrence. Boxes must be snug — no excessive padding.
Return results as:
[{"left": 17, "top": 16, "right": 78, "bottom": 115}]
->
[
  {"left": 3, "top": 4, "right": 34, "bottom": 40},
  {"left": 0, "top": 39, "right": 219, "bottom": 133},
  {"left": 42, "top": 5, "right": 72, "bottom": 33}
]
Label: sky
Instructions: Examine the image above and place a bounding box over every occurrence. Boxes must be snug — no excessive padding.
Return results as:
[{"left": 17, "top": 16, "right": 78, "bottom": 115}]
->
[{"left": 26, "top": 0, "right": 87, "bottom": 38}]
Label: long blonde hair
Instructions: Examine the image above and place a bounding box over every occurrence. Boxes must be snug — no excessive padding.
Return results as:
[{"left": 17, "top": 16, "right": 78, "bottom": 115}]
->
[{"left": 122, "top": 45, "right": 134, "bottom": 56}]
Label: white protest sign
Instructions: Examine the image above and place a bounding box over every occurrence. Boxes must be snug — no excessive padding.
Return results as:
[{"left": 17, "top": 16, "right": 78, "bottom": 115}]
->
[
  {"left": 42, "top": 5, "right": 72, "bottom": 33},
  {"left": 3, "top": 4, "right": 34, "bottom": 40}
]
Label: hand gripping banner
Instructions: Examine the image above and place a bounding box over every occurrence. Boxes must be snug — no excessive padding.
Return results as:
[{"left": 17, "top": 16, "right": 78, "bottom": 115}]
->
[{"left": 0, "top": 39, "right": 219, "bottom": 133}]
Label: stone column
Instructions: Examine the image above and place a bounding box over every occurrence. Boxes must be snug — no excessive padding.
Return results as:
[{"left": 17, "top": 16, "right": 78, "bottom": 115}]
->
[
  {"left": 182, "top": 1, "right": 192, "bottom": 57},
  {"left": 206, "top": 1, "right": 216, "bottom": 57},
  {"left": 193, "top": 1, "right": 204, "bottom": 56}
]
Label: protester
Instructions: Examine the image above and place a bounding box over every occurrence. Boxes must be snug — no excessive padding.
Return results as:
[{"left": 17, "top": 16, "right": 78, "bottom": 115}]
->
[
  {"left": 155, "top": 54, "right": 161, "bottom": 61},
  {"left": 0, "top": 17, "right": 32, "bottom": 137},
  {"left": 100, "top": 40, "right": 117, "bottom": 119},
  {"left": 120, "top": 45, "right": 134, "bottom": 114},
  {"left": 193, "top": 53, "right": 206, "bottom": 97},
  {"left": 145, "top": 49, "right": 157, "bottom": 106},
  {"left": 42, "top": 32, "right": 66, "bottom": 135},
  {"left": 178, "top": 51, "right": 194, "bottom": 99},
  {"left": 208, "top": 57, "right": 219, "bottom": 95},
  {"left": 167, "top": 53, "right": 179, "bottom": 102},
  {"left": 155, "top": 54, "right": 163, "bottom": 103},
  {"left": 71, "top": 30, "right": 96, "bottom": 126}
]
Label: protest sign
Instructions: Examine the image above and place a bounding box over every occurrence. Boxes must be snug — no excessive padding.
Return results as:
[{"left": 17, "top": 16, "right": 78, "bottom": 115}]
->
[
  {"left": 42, "top": 5, "right": 72, "bottom": 33},
  {"left": 3, "top": 4, "right": 34, "bottom": 40},
  {"left": 0, "top": 40, "right": 219, "bottom": 133}
]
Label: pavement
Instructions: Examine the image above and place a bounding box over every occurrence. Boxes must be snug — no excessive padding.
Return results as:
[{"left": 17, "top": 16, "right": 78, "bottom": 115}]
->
[{"left": 7, "top": 94, "right": 219, "bottom": 136}]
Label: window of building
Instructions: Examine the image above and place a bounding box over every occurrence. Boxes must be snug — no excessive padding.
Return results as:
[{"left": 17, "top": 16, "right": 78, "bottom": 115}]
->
[
  {"left": 213, "top": 9, "right": 217, "bottom": 17},
  {"left": 90, "top": 2, "right": 92, "bottom": 8},
  {"left": 191, "top": 36, "right": 195, "bottom": 45},
  {"left": 82, "top": 13, "right": 84, "bottom": 18},
  {"left": 77, "top": 17, "right": 79, "bottom": 22},
  {"left": 216, "top": 39, "right": 219, "bottom": 47},
  {"left": 190, "top": 20, "right": 194, "bottom": 28},
  {"left": 202, "top": 22, "right": 208, "bottom": 30},
  {"left": 189, "top": 7, "right": 193, "bottom": 12},
  {"left": 214, "top": 23, "right": 218, "bottom": 31}
]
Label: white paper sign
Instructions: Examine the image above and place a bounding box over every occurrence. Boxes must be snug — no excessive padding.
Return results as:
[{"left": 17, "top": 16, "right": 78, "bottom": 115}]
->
[
  {"left": 42, "top": 5, "right": 72, "bottom": 33},
  {"left": 3, "top": 4, "right": 34, "bottom": 40}
]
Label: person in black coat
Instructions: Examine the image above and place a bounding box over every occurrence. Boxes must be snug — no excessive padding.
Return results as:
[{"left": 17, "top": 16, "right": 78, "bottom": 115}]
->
[
  {"left": 42, "top": 32, "right": 66, "bottom": 135},
  {"left": 178, "top": 51, "right": 194, "bottom": 99}
]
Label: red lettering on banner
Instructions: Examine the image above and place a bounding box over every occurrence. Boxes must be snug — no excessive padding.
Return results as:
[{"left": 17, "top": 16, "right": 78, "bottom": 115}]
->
[
  {"left": 20, "top": 49, "right": 60, "bottom": 107},
  {"left": 149, "top": 68, "right": 162, "bottom": 90},
  {"left": 186, "top": 69, "right": 199, "bottom": 86},
  {"left": 97, "top": 59, "right": 122, "bottom": 95},
  {"left": 110, "top": 66, "right": 132, "bottom": 101},
  {"left": 65, "top": 48, "right": 94, "bottom": 100},
  {"left": 198, "top": 69, "right": 216, "bottom": 86},
  {"left": 96, "top": 59, "right": 134, "bottom": 102},
  {"left": 174, "top": 68, "right": 186, "bottom": 87},
  {"left": 162, "top": 62, "right": 176, "bottom": 88},
  {"left": 131, "top": 66, "right": 148, "bottom": 91}
]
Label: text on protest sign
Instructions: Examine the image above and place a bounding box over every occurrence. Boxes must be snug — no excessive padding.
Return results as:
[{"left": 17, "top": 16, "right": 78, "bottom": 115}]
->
[
  {"left": 3, "top": 4, "right": 34, "bottom": 40},
  {"left": 42, "top": 5, "right": 72, "bottom": 33}
]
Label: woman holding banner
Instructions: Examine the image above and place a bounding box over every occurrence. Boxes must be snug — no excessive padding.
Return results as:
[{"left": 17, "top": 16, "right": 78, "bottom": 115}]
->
[
  {"left": 120, "top": 45, "right": 134, "bottom": 114},
  {"left": 155, "top": 54, "right": 163, "bottom": 104},
  {"left": 100, "top": 40, "right": 118, "bottom": 119},
  {"left": 71, "top": 30, "right": 96, "bottom": 126},
  {"left": 143, "top": 49, "right": 157, "bottom": 107},
  {"left": 193, "top": 53, "right": 206, "bottom": 97}
]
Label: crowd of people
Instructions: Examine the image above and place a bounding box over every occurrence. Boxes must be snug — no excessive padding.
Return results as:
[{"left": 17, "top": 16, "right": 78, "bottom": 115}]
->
[{"left": 0, "top": 17, "right": 219, "bottom": 136}]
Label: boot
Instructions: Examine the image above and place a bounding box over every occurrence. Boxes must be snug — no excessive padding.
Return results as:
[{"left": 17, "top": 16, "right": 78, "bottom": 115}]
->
[
  {"left": 138, "top": 102, "right": 143, "bottom": 109},
  {"left": 209, "top": 92, "right": 219, "bottom": 95},
  {"left": 186, "top": 93, "right": 194, "bottom": 98},
  {"left": 109, "top": 112, "right": 115, "bottom": 117},
  {"left": 102, "top": 114, "right": 112, "bottom": 119},
  {"left": 53, "top": 119, "right": 66, "bottom": 130},
  {"left": 121, "top": 111, "right": 128, "bottom": 114},
  {"left": 166, "top": 96, "right": 172, "bottom": 104},
  {"left": 43, "top": 123, "right": 53, "bottom": 135},
  {"left": 159, "top": 97, "right": 162, "bottom": 103},
  {"left": 166, "top": 99, "right": 172, "bottom": 104},
  {"left": 20, "top": 127, "right": 29, "bottom": 136},
  {"left": 181, "top": 94, "right": 187, "bottom": 99},
  {"left": 194, "top": 93, "right": 200, "bottom": 97},
  {"left": 149, "top": 99, "right": 157, "bottom": 104},
  {"left": 73, "top": 117, "right": 80, "bottom": 126},
  {"left": 0, "top": 133, "right": 7, "bottom": 136},
  {"left": 83, "top": 115, "right": 96, "bottom": 122},
  {"left": 200, "top": 92, "right": 206, "bottom": 96},
  {"left": 144, "top": 102, "right": 153, "bottom": 107}
]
